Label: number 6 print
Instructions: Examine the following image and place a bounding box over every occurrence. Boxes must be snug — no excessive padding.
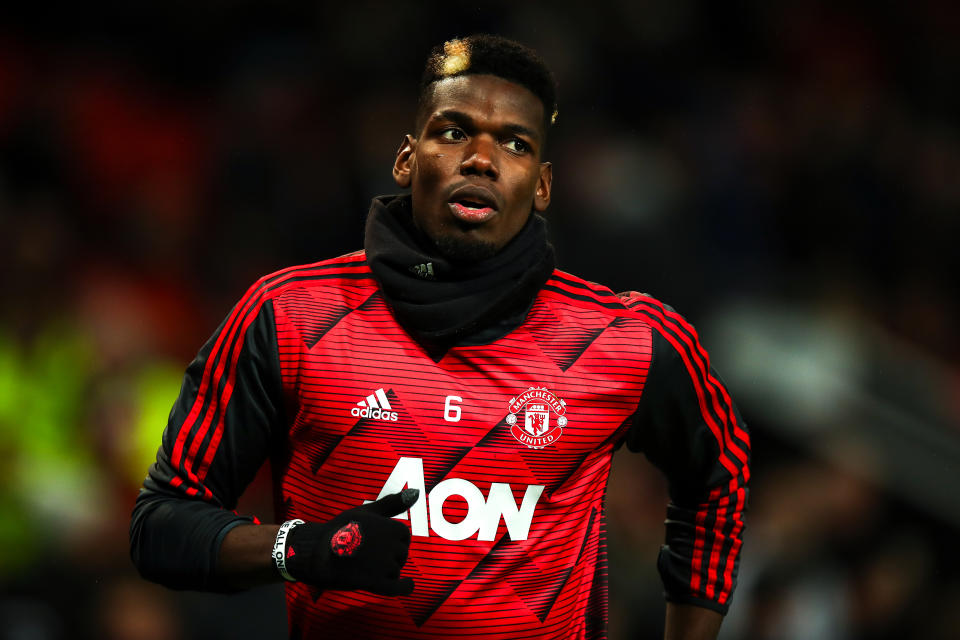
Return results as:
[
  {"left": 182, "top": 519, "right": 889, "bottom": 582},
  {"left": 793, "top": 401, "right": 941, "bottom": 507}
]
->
[{"left": 444, "top": 395, "right": 462, "bottom": 422}]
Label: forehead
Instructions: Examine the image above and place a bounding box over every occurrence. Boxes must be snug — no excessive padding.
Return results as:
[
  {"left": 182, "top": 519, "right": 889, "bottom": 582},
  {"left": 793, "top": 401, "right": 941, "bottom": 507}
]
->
[{"left": 422, "top": 74, "right": 546, "bottom": 137}]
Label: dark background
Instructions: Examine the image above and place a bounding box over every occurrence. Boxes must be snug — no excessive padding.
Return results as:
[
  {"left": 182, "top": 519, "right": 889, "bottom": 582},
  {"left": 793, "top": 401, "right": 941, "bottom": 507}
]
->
[{"left": 1, "top": 2, "right": 958, "bottom": 638}]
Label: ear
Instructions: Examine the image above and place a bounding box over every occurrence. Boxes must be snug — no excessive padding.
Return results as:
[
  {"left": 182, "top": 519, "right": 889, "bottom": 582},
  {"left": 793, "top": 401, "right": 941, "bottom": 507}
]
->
[
  {"left": 533, "top": 162, "right": 553, "bottom": 212},
  {"left": 392, "top": 135, "right": 416, "bottom": 188}
]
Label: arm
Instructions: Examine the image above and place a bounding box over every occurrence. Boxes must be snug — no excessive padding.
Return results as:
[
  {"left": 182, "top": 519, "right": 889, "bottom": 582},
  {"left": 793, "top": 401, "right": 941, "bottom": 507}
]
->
[
  {"left": 129, "top": 288, "right": 285, "bottom": 591},
  {"left": 665, "top": 603, "right": 723, "bottom": 640},
  {"left": 621, "top": 294, "right": 751, "bottom": 635},
  {"left": 216, "top": 523, "right": 284, "bottom": 589},
  {"left": 130, "top": 283, "right": 417, "bottom": 595},
  {"left": 216, "top": 488, "right": 419, "bottom": 595}
]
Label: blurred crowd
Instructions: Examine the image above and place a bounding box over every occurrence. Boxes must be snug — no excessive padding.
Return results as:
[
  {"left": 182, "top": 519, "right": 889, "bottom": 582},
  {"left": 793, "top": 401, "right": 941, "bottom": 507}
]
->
[{"left": 0, "top": 2, "right": 957, "bottom": 638}]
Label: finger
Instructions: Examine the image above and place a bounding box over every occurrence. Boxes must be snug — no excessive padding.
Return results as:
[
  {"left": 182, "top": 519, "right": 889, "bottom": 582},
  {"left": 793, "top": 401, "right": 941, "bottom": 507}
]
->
[
  {"left": 361, "top": 488, "right": 420, "bottom": 517},
  {"left": 366, "top": 577, "right": 415, "bottom": 597}
]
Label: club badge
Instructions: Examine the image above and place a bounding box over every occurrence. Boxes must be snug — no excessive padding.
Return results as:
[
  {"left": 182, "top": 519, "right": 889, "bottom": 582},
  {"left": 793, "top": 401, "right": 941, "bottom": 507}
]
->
[
  {"left": 331, "top": 521, "right": 362, "bottom": 557},
  {"left": 506, "top": 387, "right": 567, "bottom": 449}
]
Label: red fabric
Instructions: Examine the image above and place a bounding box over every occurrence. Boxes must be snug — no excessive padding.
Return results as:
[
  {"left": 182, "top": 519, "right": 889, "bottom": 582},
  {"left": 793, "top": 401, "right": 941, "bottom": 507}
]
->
[{"left": 269, "top": 261, "right": 653, "bottom": 639}]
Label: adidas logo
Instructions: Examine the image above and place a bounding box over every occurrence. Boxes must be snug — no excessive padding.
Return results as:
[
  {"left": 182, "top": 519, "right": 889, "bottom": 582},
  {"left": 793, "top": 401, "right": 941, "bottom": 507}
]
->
[
  {"left": 409, "top": 262, "right": 435, "bottom": 279},
  {"left": 351, "top": 388, "right": 399, "bottom": 421}
]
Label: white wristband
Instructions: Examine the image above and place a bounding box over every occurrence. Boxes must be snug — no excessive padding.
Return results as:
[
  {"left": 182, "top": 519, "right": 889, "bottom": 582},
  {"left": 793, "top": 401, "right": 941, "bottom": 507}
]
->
[{"left": 273, "top": 519, "right": 305, "bottom": 582}]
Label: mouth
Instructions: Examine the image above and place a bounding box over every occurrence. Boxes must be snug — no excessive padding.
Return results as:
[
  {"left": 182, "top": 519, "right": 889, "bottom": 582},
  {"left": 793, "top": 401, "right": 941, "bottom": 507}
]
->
[{"left": 447, "top": 185, "right": 499, "bottom": 224}]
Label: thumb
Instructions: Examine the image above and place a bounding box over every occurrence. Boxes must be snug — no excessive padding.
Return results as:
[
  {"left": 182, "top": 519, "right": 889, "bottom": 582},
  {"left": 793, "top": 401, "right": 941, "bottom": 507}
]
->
[{"left": 361, "top": 488, "right": 420, "bottom": 518}]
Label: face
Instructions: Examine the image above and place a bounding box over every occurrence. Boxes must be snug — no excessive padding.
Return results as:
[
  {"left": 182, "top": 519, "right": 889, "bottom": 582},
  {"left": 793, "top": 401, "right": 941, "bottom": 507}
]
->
[{"left": 393, "top": 74, "right": 553, "bottom": 262}]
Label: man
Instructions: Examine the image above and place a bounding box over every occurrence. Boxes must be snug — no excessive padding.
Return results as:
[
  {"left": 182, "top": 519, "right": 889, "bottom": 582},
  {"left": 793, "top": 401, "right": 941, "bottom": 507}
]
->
[{"left": 131, "top": 35, "right": 750, "bottom": 640}]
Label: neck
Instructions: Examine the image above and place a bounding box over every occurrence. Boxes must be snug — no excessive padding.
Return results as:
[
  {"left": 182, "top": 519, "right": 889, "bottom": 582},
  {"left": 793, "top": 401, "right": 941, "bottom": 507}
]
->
[{"left": 364, "top": 194, "right": 555, "bottom": 348}]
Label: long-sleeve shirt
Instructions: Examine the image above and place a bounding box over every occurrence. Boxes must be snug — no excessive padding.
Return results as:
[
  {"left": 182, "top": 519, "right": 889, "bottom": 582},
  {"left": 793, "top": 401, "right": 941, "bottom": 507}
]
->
[{"left": 130, "top": 251, "right": 750, "bottom": 639}]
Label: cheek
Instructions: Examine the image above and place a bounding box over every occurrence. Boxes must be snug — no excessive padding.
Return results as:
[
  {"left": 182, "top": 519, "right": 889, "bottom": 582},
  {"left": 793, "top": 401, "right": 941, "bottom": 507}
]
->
[
  {"left": 508, "top": 172, "right": 542, "bottom": 204},
  {"left": 412, "top": 155, "right": 447, "bottom": 191}
]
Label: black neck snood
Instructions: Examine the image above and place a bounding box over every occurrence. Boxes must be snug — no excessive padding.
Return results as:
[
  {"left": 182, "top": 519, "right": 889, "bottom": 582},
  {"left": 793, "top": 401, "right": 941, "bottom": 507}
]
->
[{"left": 364, "top": 195, "right": 555, "bottom": 347}]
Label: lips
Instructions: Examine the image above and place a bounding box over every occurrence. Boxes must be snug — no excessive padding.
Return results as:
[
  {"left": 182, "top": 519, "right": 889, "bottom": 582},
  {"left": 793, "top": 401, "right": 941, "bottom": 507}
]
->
[{"left": 447, "top": 184, "right": 500, "bottom": 224}]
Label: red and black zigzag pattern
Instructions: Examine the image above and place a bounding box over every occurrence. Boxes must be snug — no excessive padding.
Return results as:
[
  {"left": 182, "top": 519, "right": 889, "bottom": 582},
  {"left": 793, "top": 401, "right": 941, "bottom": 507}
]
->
[
  {"left": 471, "top": 417, "right": 598, "bottom": 497},
  {"left": 584, "top": 503, "right": 610, "bottom": 639},
  {"left": 167, "top": 253, "right": 373, "bottom": 500},
  {"left": 274, "top": 287, "right": 355, "bottom": 349},
  {"left": 396, "top": 507, "right": 600, "bottom": 628},
  {"left": 304, "top": 390, "right": 472, "bottom": 492},
  {"left": 270, "top": 263, "right": 755, "bottom": 638},
  {"left": 536, "top": 271, "right": 749, "bottom": 609},
  {"left": 540, "top": 271, "right": 626, "bottom": 312},
  {"left": 525, "top": 299, "right": 614, "bottom": 372}
]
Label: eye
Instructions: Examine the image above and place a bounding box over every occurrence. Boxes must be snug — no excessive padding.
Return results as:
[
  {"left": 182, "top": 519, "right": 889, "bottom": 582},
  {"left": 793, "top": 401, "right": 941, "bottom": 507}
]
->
[
  {"left": 440, "top": 127, "right": 466, "bottom": 141},
  {"left": 504, "top": 138, "right": 530, "bottom": 153}
]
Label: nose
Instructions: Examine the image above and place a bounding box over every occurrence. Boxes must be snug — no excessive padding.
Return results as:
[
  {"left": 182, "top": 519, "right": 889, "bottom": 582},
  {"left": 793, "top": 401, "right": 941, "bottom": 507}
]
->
[{"left": 460, "top": 135, "right": 499, "bottom": 180}]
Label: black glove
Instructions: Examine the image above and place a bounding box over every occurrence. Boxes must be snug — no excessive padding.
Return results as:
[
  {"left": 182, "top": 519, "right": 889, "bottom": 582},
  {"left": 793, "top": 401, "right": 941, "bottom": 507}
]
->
[{"left": 284, "top": 488, "right": 418, "bottom": 596}]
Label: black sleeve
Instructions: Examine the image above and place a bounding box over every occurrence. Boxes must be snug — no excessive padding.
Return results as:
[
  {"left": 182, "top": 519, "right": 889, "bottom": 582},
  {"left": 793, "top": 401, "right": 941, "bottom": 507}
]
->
[
  {"left": 130, "top": 293, "right": 285, "bottom": 591},
  {"left": 622, "top": 296, "right": 750, "bottom": 614}
]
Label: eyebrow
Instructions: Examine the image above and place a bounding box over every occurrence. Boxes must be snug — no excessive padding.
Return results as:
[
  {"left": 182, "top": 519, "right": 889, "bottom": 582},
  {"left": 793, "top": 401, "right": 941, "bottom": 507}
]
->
[{"left": 432, "top": 109, "right": 541, "bottom": 143}]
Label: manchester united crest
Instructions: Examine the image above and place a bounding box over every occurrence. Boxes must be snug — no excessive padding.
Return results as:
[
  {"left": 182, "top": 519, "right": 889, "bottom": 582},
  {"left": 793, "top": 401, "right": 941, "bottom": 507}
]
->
[
  {"left": 505, "top": 387, "right": 567, "bottom": 449},
  {"left": 330, "top": 521, "right": 362, "bottom": 557}
]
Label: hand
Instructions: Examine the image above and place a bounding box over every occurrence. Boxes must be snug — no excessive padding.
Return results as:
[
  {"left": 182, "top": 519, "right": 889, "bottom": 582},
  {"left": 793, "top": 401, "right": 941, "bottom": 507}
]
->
[{"left": 284, "top": 489, "right": 419, "bottom": 596}]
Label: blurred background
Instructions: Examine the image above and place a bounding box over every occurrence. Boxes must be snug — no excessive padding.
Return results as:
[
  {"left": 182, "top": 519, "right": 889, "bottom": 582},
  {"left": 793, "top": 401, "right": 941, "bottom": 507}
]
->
[{"left": 1, "top": 1, "right": 958, "bottom": 638}]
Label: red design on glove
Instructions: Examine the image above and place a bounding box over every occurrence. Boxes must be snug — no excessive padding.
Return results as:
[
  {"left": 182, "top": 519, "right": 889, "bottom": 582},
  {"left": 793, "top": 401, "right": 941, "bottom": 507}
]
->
[{"left": 331, "top": 521, "right": 362, "bottom": 557}]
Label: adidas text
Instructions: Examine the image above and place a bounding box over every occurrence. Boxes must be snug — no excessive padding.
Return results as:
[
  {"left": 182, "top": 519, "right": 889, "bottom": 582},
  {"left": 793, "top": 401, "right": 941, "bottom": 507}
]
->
[
  {"left": 352, "top": 388, "right": 399, "bottom": 421},
  {"left": 351, "top": 406, "right": 399, "bottom": 421}
]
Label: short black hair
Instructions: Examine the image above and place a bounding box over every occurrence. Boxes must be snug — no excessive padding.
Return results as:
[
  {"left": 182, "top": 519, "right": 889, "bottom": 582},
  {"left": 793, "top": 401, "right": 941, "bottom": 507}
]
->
[{"left": 416, "top": 34, "right": 558, "bottom": 137}]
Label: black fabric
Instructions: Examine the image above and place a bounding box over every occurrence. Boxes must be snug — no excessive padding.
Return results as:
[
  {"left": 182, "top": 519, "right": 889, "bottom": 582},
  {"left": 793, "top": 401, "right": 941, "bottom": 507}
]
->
[
  {"left": 624, "top": 318, "right": 748, "bottom": 499},
  {"left": 364, "top": 194, "right": 555, "bottom": 347},
  {"left": 625, "top": 328, "right": 722, "bottom": 502},
  {"left": 285, "top": 489, "right": 419, "bottom": 596},
  {"left": 130, "top": 494, "right": 254, "bottom": 591},
  {"left": 624, "top": 318, "right": 748, "bottom": 615}
]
